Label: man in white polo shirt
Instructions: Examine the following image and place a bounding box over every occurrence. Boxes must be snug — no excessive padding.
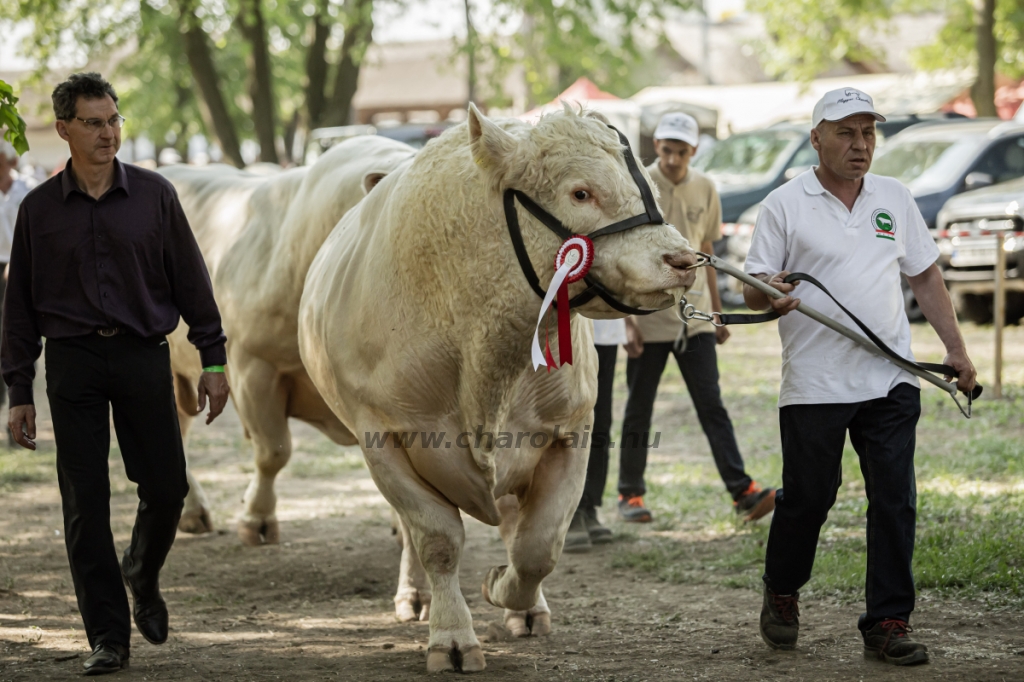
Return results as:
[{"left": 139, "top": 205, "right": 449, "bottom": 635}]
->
[
  {"left": 616, "top": 112, "right": 776, "bottom": 524},
  {"left": 744, "top": 88, "right": 977, "bottom": 665}
]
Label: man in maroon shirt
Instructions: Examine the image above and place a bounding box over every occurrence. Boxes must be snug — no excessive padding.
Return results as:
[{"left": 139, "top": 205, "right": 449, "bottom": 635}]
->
[{"left": 1, "top": 72, "right": 229, "bottom": 676}]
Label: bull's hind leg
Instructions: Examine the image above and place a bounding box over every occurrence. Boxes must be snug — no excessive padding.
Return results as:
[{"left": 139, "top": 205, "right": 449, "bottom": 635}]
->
[
  {"left": 482, "top": 440, "right": 588, "bottom": 636},
  {"left": 234, "top": 355, "right": 292, "bottom": 546},
  {"left": 362, "top": 439, "right": 484, "bottom": 673},
  {"left": 394, "top": 514, "right": 431, "bottom": 622},
  {"left": 174, "top": 373, "right": 214, "bottom": 534}
]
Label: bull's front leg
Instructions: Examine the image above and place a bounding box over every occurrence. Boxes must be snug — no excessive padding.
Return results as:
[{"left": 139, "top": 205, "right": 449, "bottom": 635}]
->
[
  {"left": 362, "top": 436, "right": 484, "bottom": 673},
  {"left": 173, "top": 372, "right": 215, "bottom": 534},
  {"left": 482, "top": 437, "right": 588, "bottom": 637}
]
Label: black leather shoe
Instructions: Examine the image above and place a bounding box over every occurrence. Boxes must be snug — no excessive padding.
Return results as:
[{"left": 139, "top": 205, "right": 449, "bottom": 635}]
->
[
  {"left": 121, "top": 559, "right": 169, "bottom": 645},
  {"left": 83, "top": 643, "right": 129, "bottom": 676}
]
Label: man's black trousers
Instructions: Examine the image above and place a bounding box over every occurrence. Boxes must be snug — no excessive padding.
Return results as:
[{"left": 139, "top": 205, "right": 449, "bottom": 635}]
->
[
  {"left": 763, "top": 383, "right": 921, "bottom": 629},
  {"left": 45, "top": 333, "right": 188, "bottom": 651},
  {"left": 580, "top": 344, "right": 618, "bottom": 510},
  {"left": 618, "top": 335, "right": 752, "bottom": 500}
]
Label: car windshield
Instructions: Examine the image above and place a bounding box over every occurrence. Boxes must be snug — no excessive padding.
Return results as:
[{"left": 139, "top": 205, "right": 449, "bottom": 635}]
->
[
  {"left": 872, "top": 133, "right": 987, "bottom": 194},
  {"left": 692, "top": 130, "right": 803, "bottom": 185}
]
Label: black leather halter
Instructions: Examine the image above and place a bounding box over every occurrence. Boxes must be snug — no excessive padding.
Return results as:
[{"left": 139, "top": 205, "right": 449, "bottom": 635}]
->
[{"left": 503, "top": 126, "right": 669, "bottom": 316}]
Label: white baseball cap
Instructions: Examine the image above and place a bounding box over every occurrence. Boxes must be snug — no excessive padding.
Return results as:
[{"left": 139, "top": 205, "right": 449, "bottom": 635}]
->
[
  {"left": 812, "top": 87, "right": 886, "bottom": 128},
  {"left": 654, "top": 112, "right": 699, "bottom": 147}
]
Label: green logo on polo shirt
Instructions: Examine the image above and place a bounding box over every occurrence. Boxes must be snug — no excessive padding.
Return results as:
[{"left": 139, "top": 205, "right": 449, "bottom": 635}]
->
[{"left": 872, "top": 209, "right": 896, "bottom": 240}]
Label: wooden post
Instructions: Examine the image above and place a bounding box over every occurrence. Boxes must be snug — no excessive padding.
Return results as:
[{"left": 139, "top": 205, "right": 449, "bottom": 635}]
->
[{"left": 994, "top": 230, "right": 1006, "bottom": 399}]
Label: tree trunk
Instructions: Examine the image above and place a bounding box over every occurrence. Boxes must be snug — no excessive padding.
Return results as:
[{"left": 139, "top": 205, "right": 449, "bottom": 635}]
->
[
  {"left": 464, "top": 0, "right": 476, "bottom": 105},
  {"left": 322, "top": 0, "right": 374, "bottom": 128},
  {"left": 176, "top": 0, "right": 245, "bottom": 168},
  {"left": 237, "top": 0, "right": 280, "bottom": 164},
  {"left": 972, "top": 0, "right": 997, "bottom": 117},
  {"left": 304, "top": 1, "right": 331, "bottom": 130}
]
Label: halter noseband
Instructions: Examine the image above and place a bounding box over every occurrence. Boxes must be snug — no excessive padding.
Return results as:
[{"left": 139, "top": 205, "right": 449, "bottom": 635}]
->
[{"left": 503, "top": 126, "right": 670, "bottom": 316}]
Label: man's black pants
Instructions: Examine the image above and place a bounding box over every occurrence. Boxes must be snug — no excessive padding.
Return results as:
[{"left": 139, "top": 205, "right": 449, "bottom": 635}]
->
[
  {"left": 618, "top": 335, "right": 752, "bottom": 500},
  {"left": 580, "top": 344, "right": 618, "bottom": 510},
  {"left": 45, "top": 333, "right": 188, "bottom": 650},
  {"left": 763, "top": 383, "right": 921, "bottom": 629}
]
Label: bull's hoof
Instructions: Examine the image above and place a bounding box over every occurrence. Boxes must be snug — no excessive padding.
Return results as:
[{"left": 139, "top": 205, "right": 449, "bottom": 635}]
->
[
  {"left": 178, "top": 507, "right": 214, "bottom": 534},
  {"left": 505, "top": 610, "right": 551, "bottom": 638},
  {"left": 426, "top": 645, "right": 486, "bottom": 673},
  {"left": 480, "top": 565, "right": 507, "bottom": 607},
  {"left": 237, "top": 518, "right": 279, "bottom": 546},
  {"left": 395, "top": 594, "right": 430, "bottom": 623}
]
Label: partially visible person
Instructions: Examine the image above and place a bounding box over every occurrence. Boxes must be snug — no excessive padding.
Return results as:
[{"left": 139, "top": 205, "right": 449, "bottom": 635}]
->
[
  {"left": 616, "top": 112, "right": 776, "bottom": 524},
  {"left": 0, "top": 140, "right": 33, "bottom": 428},
  {"left": 564, "top": 319, "right": 623, "bottom": 552},
  {"left": 745, "top": 87, "right": 977, "bottom": 666},
  {"left": 1, "top": 72, "right": 230, "bottom": 676}
]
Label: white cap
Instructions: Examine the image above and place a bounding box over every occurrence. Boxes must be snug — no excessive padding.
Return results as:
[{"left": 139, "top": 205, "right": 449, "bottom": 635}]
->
[
  {"left": 654, "top": 112, "right": 699, "bottom": 147},
  {"left": 812, "top": 88, "right": 885, "bottom": 128}
]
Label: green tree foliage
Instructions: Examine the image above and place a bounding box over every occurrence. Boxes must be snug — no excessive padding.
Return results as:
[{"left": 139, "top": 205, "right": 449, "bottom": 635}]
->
[
  {"left": 0, "top": 80, "right": 30, "bottom": 154},
  {"left": 911, "top": 0, "right": 1024, "bottom": 80},
  {"left": 744, "top": 0, "right": 893, "bottom": 82},
  {"left": 471, "top": 0, "right": 693, "bottom": 106}
]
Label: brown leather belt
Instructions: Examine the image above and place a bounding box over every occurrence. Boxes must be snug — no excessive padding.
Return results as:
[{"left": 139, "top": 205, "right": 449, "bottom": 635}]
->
[{"left": 96, "top": 327, "right": 123, "bottom": 337}]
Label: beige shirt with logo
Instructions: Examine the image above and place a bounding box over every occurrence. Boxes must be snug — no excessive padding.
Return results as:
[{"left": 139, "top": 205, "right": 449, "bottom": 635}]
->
[{"left": 634, "top": 163, "right": 722, "bottom": 342}]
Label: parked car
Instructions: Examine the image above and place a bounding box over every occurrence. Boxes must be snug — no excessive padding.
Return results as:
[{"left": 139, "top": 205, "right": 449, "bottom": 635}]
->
[
  {"left": 871, "top": 119, "right": 1024, "bottom": 228},
  {"left": 935, "top": 177, "right": 1024, "bottom": 324},
  {"left": 304, "top": 122, "right": 453, "bottom": 164}
]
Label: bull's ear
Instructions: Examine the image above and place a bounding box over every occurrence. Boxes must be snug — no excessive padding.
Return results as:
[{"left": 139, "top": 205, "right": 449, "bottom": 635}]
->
[
  {"left": 468, "top": 102, "right": 515, "bottom": 171},
  {"left": 362, "top": 171, "right": 388, "bottom": 195}
]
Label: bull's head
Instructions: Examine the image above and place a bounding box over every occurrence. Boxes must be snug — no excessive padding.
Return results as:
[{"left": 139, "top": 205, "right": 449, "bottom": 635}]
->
[{"left": 467, "top": 103, "right": 697, "bottom": 319}]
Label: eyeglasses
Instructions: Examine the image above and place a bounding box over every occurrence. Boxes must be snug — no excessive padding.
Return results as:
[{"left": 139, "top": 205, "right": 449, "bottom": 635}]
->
[{"left": 71, "top": 115, "right": 126, "bottom": 132}]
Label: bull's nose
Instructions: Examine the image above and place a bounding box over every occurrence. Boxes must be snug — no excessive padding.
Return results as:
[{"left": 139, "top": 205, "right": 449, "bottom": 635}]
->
[{"left": 664, "top": 251, "right": 698, "bottom": 270}]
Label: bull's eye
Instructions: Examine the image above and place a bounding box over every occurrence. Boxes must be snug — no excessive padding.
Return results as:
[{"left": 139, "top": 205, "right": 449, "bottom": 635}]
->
[{"left": 573, "top": 190, "right": 591, "bottom": 201}]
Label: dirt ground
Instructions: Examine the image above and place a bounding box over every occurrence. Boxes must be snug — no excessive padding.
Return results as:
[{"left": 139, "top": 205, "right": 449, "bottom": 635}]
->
[{"left": 3, "top": 324, "right": 1024, "bottom": 681}]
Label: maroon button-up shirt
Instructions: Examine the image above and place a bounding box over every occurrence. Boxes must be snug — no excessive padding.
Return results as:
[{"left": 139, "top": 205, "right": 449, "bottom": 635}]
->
[{"left": 1, "top": 158, "right": 227, "bottom": 407}]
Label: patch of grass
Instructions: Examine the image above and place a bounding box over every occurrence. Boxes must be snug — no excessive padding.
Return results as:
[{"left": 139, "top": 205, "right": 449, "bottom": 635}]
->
[
  {"left": 287, "top": 450, "right": 365, "bottom": 478},
  {"left": 602, "top": 321, "right": 1024, "bottom": 609},
  {"left": 0, "top": 447, "right": 55, "bottom": 489}
]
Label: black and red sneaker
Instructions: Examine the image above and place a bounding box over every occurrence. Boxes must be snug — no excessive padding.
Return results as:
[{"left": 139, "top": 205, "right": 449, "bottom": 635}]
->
[
  {"left": 734, "top": 481, "right": 776, "bottom": 522},
  {"left": 863, "top": 619, "right": 929, "bottom": 666},
  {"left": 617, "top": 494, "right": 653, "bottom": 523}
]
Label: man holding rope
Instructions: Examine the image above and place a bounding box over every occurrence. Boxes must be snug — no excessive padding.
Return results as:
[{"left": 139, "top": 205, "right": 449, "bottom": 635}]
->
[{"left": 744, "top": 88, "right": 976, "bottom": 666}]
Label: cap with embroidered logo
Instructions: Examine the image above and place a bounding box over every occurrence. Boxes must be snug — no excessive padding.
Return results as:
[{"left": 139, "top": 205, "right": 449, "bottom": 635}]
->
[
  {"left": 654, "top": 112, "right": 700, "bottom": 147},
  {"left": 812, "top": 88, "right": 886, "bottom": 129}
]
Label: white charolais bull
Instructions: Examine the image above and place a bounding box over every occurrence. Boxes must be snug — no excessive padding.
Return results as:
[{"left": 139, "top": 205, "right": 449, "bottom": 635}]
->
[
  {"left": 298, "top": 105, "right": 698, "bottom": 672},
  {"left": 159, "top": 137, "right": 416, "bottom": 540}
]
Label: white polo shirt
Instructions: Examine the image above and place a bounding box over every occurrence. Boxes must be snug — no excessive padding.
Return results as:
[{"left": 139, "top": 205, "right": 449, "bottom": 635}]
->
[{"left": 745, "top": 169, "right": 939, "bottom": 407}]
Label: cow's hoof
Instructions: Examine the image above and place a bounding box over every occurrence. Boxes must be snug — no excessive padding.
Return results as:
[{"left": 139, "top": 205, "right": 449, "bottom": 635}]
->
[
  {"left": 505, "top": 610, "right": 551, "bottom": 637},
  {"left": 237, "top": 518, "right": 279, "bottom": 546},
  {"left": 480, "top": 565, "right": 507, "bottom": 607},
  {"left": 178, "top": 507, "right": 214, "bottom": 534},
  {"left": 426, "top": 645, "right": 486, "bottom": 673},
  {"left": 395, "top": 594, "right": 430, "bottom": 623}
]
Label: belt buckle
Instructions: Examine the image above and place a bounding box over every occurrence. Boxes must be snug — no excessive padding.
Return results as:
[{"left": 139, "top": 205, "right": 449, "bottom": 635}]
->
[{"left": 97, "top": 328, "right": 119, "bottom": 337}]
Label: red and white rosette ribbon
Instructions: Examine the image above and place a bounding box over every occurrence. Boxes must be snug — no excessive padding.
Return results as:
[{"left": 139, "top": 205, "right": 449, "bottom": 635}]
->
[{"left": 532, "top": 235, "right": 594, "bottom": 371}]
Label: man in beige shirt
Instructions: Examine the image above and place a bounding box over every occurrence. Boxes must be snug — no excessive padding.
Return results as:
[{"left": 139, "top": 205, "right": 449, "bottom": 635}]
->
[{"left": 617, "top": 113, "right": 776, "bottom": 523}]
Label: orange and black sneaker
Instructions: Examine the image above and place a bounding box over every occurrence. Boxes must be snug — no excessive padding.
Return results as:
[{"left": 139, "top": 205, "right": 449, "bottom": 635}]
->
[
  {"left": 734, "top": 482, "right": 776, "bottom": 522},
  {"left": 617, "top": 494, "right": 652, "bottom": 523}
]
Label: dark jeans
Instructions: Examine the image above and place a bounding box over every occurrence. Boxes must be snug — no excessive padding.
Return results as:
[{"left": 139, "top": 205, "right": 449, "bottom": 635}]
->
[
  {"left": 580, "top": 344, "right": 618, "bottom": 510},
  {"left": 45, "top": 333, "right": 188, "bottom": 650},
  {"left": 618, "top": 335, "right": 752, "bottom": 499},
  {"left": 763, "top": 383, "right": 921, "bottom": 629}
]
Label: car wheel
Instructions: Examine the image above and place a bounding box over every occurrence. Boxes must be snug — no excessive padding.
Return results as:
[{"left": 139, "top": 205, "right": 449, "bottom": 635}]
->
[
  {"left": 958, "top": 293, "right": 993, "bottom": 324},
  {"left": 902, "top": 278, "right": 923, "bottom": 322}
]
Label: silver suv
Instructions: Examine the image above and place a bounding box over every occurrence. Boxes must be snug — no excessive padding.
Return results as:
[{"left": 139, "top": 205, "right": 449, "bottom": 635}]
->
[{"left": 935, "top": 177, "right": 1024, "bottom": 324}]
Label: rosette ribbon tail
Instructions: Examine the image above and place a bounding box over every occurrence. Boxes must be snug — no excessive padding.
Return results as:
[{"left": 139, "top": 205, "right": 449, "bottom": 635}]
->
[
  {"left": 557, "top": 279, "right": 572, "bottom": 365},
  {"left": 532, "top": 262, "right": 573, "bottom": 370}
]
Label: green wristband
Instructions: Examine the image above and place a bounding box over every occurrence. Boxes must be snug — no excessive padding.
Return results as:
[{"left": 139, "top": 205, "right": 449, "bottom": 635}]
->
[{"left": 203, "top": 365, "right": 225, "bottom": 373}]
